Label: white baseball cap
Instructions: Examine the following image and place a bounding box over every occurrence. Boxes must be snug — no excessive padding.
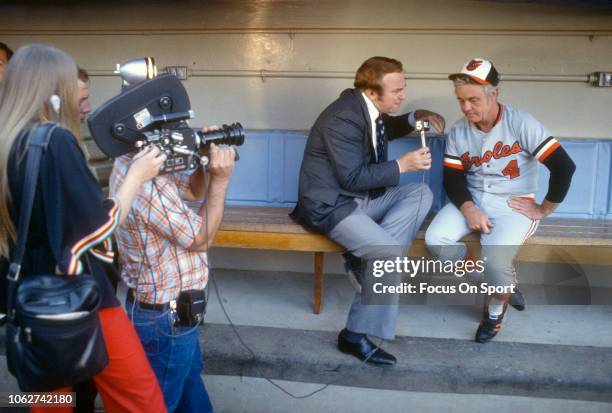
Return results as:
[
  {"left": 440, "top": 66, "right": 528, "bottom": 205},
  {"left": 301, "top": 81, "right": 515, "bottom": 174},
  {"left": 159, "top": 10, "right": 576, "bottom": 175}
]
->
[{"left": 449, "top": 58, "right": 500, "bottom": 86}]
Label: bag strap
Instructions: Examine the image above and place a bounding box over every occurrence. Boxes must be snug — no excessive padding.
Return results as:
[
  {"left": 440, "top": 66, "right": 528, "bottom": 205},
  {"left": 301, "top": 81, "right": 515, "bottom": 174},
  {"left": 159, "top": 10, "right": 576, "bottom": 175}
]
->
[{"left": 6, "top": 123, "right": 57, "bottom": 318}]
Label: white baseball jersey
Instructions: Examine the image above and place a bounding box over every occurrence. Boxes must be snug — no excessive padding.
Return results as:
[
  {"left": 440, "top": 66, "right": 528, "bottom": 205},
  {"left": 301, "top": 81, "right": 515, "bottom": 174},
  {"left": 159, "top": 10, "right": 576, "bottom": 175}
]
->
[{"left": 443, "top": 104, "right": 560, "bottom": 196}]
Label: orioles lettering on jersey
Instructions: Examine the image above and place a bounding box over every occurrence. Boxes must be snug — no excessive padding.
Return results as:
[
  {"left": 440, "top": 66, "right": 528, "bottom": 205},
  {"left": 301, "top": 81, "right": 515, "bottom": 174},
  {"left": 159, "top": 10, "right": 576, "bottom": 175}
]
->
[
  {"left": 443, "top": 140, "right": 522, "bottom": 175},
  {"left": 442, "top": 104, "right": 564, "bottom": 193},
  {"left": 459, "top": 140, "right": 523, "bottom": 170}
]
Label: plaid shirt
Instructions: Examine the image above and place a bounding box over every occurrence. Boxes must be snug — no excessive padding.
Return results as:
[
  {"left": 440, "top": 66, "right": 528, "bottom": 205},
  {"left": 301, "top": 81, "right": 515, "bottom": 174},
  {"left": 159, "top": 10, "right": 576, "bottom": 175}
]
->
[{"left": 109, "top": 155, "right": 208, "bottom": 304}]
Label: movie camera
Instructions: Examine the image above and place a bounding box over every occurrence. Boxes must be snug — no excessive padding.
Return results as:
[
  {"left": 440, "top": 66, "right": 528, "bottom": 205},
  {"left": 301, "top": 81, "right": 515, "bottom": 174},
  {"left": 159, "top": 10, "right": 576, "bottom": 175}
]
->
[{"left": 88, "top": 57, "right": 244, "bottom": 173}]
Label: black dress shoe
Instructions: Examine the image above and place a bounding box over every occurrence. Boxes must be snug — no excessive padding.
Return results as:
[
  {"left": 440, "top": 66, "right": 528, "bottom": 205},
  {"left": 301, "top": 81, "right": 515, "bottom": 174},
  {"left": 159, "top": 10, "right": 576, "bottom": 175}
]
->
[{"left": 337, "top": 330, "right": 396, "bottom": 366}]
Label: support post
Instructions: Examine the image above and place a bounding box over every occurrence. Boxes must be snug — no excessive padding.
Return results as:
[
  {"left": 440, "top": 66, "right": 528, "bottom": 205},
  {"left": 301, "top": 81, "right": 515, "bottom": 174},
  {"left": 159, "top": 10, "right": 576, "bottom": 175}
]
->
[{"left": 313, "top": 252, "right": 324, "bottom": 314}]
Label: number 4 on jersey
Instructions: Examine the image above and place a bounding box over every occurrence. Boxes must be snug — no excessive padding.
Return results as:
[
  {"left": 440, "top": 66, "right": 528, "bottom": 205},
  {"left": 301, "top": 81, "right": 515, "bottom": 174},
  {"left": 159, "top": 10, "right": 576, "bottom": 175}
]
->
[{"left": 502, "top": 159, "right": 520, "bottom": 179}]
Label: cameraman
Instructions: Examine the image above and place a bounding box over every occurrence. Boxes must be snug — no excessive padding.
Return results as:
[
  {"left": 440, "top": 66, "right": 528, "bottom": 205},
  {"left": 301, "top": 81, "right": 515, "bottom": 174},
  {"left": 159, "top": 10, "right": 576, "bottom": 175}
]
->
[
  {"left": 109, "top": 137, "right": 235, "bottom": 413},
  {"left": 77, "top": 67, "right": 92, "bottom": 122},
  {"left": 0, "top": 41, "right": 13, "bottom": 81}
]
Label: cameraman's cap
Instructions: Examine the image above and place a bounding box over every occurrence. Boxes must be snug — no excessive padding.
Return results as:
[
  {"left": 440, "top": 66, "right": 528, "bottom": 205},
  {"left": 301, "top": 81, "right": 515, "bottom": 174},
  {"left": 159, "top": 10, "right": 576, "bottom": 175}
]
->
[{"left": 448, "top": 58, "right": 499, "bottom": 86}]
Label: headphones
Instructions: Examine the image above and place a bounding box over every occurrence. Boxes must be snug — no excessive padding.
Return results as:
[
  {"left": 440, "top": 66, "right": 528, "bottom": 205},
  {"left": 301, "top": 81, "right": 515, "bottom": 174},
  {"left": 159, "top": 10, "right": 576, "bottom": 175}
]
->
[{"left": 49, "top": 94, "right": 61, "bottom": 114}]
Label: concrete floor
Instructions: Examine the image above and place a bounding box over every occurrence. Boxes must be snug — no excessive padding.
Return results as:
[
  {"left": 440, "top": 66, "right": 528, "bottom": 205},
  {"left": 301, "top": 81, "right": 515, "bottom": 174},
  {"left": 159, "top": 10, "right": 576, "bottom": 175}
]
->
[
  {"left": 2, "top": 265, "right": 610, "bottom": 413},
  {"left": 198, "top": 267, "right": 612, "bottom": 412}
]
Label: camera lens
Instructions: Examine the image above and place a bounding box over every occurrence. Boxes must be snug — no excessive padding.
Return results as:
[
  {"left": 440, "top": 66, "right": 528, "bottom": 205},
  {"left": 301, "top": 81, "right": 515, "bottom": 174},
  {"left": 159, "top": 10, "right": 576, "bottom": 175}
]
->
[{"left": 198, "top": 122, "right": 245, "bottom": 147}]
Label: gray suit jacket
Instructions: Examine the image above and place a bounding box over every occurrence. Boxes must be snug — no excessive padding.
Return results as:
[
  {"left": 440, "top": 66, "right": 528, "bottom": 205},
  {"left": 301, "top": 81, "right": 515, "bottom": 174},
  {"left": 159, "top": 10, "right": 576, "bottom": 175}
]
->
[{"left": 290, "top": 88, "right": 415, "bottom": 234}]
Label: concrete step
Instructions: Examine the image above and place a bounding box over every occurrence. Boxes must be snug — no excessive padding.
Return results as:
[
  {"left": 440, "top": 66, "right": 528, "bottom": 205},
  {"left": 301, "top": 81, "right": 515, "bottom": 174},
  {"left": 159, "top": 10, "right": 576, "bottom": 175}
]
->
[
  {"left": 201, "top": 323, "right": 612, "bottom": 403},
  {"left": 204, "top": 375, "right": 612, "bottom": 413},
  {"left": 2, "top": 320, "right": 610, "bottom": 404}
]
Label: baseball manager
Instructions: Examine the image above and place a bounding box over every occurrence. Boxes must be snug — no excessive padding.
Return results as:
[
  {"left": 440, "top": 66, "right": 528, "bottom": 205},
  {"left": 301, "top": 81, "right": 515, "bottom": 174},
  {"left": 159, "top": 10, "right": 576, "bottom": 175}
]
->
[{"left": 425, "top": 58, "right": 576, "bottom": 343}]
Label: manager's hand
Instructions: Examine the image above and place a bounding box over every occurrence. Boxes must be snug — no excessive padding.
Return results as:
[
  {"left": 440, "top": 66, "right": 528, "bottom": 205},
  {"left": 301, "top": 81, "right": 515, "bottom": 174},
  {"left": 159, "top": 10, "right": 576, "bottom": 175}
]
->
[{"left": 460, "top": 202, "right": 493, "bottom": 234}]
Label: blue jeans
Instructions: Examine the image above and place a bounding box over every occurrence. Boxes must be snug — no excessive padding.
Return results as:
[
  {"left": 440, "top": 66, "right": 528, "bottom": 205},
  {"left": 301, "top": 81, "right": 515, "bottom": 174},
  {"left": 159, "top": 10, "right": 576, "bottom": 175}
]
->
[{"left": 127, "top": 300, "right": 213, "bottom": 413}]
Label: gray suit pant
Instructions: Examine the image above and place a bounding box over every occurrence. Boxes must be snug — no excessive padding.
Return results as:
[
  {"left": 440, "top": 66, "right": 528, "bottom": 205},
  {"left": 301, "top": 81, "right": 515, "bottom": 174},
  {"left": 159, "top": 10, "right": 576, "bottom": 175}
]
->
[{"left": 328, "top": 182, "right": 433, "bottom": 340}]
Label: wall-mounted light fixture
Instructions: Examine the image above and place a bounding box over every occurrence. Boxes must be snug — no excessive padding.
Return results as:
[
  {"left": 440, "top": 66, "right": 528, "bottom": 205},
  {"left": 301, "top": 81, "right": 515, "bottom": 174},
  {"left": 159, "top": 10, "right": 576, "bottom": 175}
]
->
[{"left": 115, "top": 57, "right": 157, "bottom": 88}]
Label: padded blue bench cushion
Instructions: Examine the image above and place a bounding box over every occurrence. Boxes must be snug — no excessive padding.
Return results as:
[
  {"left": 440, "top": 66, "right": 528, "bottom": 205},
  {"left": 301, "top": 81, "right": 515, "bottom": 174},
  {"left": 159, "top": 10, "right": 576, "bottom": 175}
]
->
[{"left": 227, "top": 131, "right": 612, "bottom": 220}]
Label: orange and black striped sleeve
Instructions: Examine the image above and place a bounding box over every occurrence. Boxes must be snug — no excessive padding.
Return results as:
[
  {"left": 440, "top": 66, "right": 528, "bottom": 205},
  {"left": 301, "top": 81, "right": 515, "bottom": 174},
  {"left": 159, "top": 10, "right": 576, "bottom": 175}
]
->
[
  {"left": 443, "top": 154, "right": 464, "bottom": 171},
  {"left": 443, "top": 155, "right": 473, "bottom": 209},
  {"left": 533, "top": 136, "right": 561, "bottom": 163}
]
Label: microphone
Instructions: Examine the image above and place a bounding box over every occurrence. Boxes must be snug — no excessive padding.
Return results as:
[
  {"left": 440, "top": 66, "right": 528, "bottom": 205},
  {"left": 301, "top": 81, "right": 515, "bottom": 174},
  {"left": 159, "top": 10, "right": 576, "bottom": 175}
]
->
[{"left": 415, "top": 120, "right": 430, "bottom": 148}]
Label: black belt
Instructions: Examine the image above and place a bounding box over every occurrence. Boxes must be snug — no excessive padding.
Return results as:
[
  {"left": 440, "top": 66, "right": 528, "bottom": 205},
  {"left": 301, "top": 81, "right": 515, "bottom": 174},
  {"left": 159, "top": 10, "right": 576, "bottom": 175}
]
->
[{"left": 127, "top": 289, "right": 168, "bottom": 311}]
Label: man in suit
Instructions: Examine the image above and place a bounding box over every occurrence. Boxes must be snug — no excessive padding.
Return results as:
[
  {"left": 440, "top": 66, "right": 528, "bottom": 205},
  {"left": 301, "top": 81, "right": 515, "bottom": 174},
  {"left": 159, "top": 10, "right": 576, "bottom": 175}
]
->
[{"left": 291, "top": 56, "right": 445, "bottom": 365}]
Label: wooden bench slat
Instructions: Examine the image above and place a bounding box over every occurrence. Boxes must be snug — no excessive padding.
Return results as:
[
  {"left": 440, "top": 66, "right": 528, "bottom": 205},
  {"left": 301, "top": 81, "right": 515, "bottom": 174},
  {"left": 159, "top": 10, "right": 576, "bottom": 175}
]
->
[
  {"left": 537, "top": 226, "right": 612, "bottom": 233},
  {"left": 214, "top": 230, "right": 343, "bottom": 252},
  {"left": 533, "top": 230, "right": 612, "bottom": 238},
  {"left": 214, "top": 231, "right": 612, "bottom": 265},
  {"left": 539, "top": 218, "right": 612, "bottom": 226},
  {"left": 539, "top": 223, "right": 612, "bottom": 230},
  {"left": 224, "top": 206, "right": 294, "bottom": 214},
  {"left": 220, "top": 206, "right": 612, "bottom": 246},
  {"left": 219, "top": 223, "right": 311, "bottom": 234}
]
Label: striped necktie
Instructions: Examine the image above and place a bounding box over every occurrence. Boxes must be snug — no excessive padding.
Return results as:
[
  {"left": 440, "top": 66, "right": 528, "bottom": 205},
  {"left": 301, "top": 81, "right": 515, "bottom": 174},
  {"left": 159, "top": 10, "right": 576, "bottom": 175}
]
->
[
  {"left": 375, "top": 114, "right": 386, "bottom": 163},
  {"left": 370, "top": 115, "right": 387, "bottom": 199}
]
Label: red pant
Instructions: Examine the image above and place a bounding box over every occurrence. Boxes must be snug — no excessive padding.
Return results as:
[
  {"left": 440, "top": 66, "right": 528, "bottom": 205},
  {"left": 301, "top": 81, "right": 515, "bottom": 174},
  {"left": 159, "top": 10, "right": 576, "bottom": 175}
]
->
[{"left": 31, "top": 306, "right": 166, "bottom": 413}]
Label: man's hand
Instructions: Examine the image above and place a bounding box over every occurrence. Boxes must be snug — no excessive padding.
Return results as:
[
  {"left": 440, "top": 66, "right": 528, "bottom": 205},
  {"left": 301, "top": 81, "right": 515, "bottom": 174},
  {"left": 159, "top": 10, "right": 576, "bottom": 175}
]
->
[
  {"left": 460, "top": 202, "right": 493, "bottom": 234},
  {"left": 129, "top": 146, "right": 167, "bottom": 183},
  {"left": 190, "top": 142, "right": 236, "bottom": 252},
  {"left": 201, "top": 126, "right": 219, "bottom": 133},
  {"left": 397, "top": 147, "right": 431, "bottom": 173},
  {"left": 397, "top": 148, "right": 431, "bottom": 173},
  {"left": 208, "top": 143, "right": 235, "bottom": 181},
  {"left": 508, "top": 196, "right": 557, "bottom": 220},
  {"left": 414, "top": 109, "right": 445, "bottom": 134},
  {"left": 115, "top": 146, "right": 166, "bottom": 225}
]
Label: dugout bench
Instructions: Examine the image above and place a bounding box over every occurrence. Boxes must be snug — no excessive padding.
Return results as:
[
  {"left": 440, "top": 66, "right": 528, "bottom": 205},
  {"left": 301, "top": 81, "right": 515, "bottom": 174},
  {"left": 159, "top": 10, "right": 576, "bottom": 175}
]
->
[
  {"left": 84, "top": 138, "right": 612, "bottom": 315},
  {"left": 213, "top": 206, "right": 612, "bottom": 314}
]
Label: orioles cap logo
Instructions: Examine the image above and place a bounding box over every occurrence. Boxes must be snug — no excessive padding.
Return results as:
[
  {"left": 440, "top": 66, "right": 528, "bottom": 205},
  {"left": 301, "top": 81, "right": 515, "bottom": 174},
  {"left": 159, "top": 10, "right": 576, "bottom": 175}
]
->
[{"left": 466, "top": 59, "right": 483, "bottom": 71}]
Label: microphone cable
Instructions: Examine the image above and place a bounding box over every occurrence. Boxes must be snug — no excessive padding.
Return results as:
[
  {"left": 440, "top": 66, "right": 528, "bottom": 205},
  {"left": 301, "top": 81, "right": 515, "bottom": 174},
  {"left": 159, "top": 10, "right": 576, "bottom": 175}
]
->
[
  {"left": 205, "top": 130, "right": 434, "bottom": 399},
  {"left": 203, "top": 146, "right": 387, "bottom": 400}
]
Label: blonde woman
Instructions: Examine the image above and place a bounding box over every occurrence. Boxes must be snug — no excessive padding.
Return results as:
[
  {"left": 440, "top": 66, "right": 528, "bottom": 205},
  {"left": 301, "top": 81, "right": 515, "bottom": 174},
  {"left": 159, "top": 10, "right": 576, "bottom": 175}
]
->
[{"left": 0, "top": 44, "right": 167, "bottom": 413}]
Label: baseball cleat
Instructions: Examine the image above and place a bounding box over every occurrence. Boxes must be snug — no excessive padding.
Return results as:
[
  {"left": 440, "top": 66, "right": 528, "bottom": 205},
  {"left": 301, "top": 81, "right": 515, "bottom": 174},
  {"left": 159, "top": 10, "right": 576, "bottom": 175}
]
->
[
  {"left": 476, "top": 294, "right": 510, "bottom": 343},
  {"left": 476, "top": 314, "right": 504, "bottom": 343}
]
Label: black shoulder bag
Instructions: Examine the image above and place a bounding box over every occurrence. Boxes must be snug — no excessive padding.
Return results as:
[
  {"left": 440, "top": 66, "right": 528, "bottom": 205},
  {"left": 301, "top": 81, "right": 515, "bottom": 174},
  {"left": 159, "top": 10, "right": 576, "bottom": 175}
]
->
[{"left": 5, "top": 123, "right": 109, "bottom": 391}]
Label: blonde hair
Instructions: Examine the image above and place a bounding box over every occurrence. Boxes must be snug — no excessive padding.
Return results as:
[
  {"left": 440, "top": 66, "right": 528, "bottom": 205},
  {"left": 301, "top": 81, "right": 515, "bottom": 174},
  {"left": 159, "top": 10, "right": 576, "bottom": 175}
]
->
[{"left": 0, "top": 44, "right": 80, "bottom": 258}]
